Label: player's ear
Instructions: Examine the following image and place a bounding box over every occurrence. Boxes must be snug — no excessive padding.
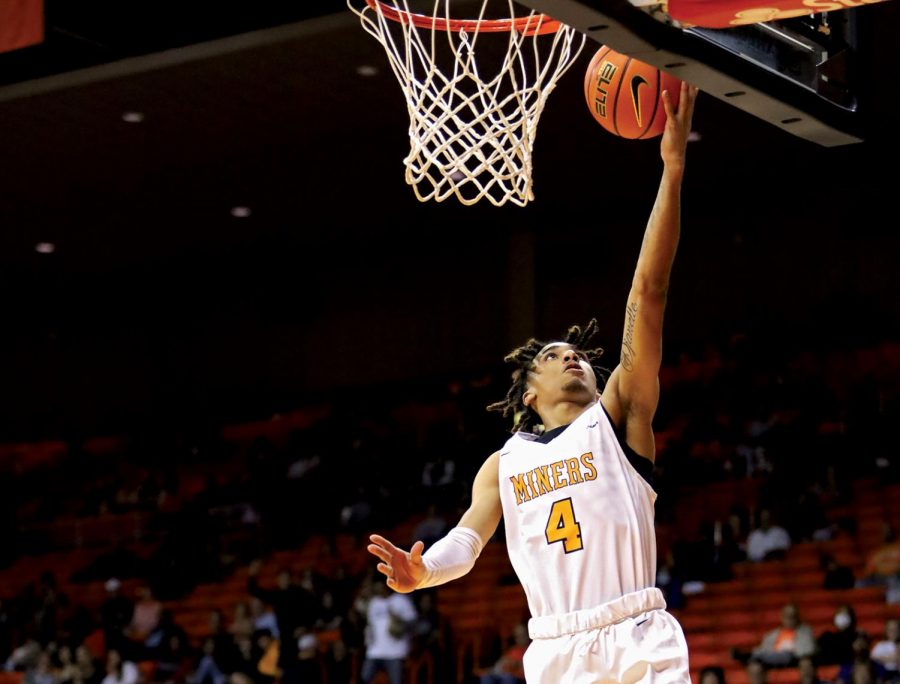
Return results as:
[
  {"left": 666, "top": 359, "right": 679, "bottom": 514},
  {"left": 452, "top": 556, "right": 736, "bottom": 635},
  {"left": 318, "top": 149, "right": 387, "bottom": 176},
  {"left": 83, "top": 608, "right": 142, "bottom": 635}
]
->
[{"left": 523, "top": 389, "right": 536, "bottom": 409}]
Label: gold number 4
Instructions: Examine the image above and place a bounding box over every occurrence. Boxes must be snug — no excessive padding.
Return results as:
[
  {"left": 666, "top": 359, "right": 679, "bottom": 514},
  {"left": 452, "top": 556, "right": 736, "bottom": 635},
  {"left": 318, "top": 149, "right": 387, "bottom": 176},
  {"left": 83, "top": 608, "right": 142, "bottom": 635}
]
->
[{"left": 545, "top": 497, "right": 583, "bottom": 553}]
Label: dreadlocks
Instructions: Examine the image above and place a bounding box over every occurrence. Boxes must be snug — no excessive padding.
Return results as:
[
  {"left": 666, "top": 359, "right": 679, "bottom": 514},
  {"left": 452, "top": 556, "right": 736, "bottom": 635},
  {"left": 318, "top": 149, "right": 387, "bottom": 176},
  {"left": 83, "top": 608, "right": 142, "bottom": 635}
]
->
[{"left": 486, "top": 318, "right": 609, "bottom": 434}]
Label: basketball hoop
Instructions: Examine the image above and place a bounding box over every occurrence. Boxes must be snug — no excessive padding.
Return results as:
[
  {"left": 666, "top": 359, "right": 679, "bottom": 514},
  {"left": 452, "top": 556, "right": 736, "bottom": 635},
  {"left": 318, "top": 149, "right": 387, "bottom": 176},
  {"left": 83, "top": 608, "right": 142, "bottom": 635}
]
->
[{"left": 348, "top": 0, "right": 585, "bottom": 206}]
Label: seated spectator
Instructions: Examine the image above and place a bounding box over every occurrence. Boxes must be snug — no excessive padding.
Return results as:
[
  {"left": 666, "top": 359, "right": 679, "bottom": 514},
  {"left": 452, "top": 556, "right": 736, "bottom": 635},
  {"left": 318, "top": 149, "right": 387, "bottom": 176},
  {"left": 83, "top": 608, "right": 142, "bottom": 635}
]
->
[
  {"left": 479, "top": 624, "right": 529, "bottom": 684},
  {"left": 858, "top": 524, "right": 900, "bottom": 588},
  {"left": 249, "top": 599, "right": 279, "bottom": 640},
  {"left": 835, "top": 632, "right": 888, "bottom": 684},
  {"left": 411, "top": 505, "right": 449, "bottom": 550},
  {"left": 823, "top": 554, "right": 856, "bottom": 590},
  {"left": 189, "top": 638, "right": 226, "bottom": 684},
  {"left": 871, "top": 619, "right": 900, "bottom": 675},
  {"left": 699, "top": 667, "right": 726, "bottom": 684},
  {"left": 798, "top": 656, "right": 824, "bottom": 684},
  {"left": 153, "top": 633, "right": 191, "bottom": 684},
  {"left": 128, "top": 586, "right": 162, "bottom": 641},
  {"left": 6, "top": 639, "right": 42, "bottom": 672},
  {"left": 100, "top": 580, "right": 133, "bottom": 656},
  {"left": 732, "top": 603, "right": 816, "bottom": 668},
  {"left": 229, "top": 602, "right": 253, "bottom": 640},
  {"left": 747, "top": 660, "right": 768, "bottom": 684},
  {"left": 746, "top": 509, "right": 792, "bottom": 562},
  {"left": 24, "top": 651, "right": 58, "bottom": 684},
  {"left": 73, "top": 646, "right": 99, "bottom": 684},
  {"left": 100, "top": 651, "right": 139, "bottom": 684},
  {"left": 56, "top": 646, "right": 80, "bottom": 684},
  {"left": 818, "top": 605, "right": 861, "bottom": 666}
]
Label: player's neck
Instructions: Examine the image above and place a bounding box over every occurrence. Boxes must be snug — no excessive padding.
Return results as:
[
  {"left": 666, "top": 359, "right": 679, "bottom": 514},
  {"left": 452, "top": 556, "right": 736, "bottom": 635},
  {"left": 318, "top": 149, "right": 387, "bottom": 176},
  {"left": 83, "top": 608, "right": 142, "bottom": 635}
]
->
[{"left": 539, "top": 400, "right": 595, "bottom": 432}]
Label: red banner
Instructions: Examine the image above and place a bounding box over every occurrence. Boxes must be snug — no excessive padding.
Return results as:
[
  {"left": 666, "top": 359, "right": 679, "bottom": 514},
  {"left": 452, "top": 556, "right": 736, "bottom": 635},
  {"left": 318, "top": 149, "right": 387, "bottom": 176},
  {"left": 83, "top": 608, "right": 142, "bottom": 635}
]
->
[
  {"left": 0, "top": 0, "right": 44, "bottom": 54},
  {"left": 667, "top": 0, "right": 887, "bottom": 28}
]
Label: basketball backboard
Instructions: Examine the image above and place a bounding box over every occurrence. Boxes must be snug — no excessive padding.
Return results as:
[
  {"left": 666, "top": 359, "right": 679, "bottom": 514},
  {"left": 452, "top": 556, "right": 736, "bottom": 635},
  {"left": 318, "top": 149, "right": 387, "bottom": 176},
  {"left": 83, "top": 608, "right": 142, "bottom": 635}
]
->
[{"left": 514, "top": 0, "right": 877, "bottom": 145}]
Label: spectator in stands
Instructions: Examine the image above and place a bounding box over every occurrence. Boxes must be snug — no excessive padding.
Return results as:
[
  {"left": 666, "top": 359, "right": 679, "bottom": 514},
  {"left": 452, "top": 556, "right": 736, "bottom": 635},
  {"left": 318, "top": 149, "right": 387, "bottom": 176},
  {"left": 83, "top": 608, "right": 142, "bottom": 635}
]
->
[
  {"left": 412, "top": 505, "right": 449, "bottom": 550},
  {"left": 35, "top": 572, "right": 62, "bottom": 644},
  {"left": 6, "top": 639, "right": 42, "bottom": 672},
  {"left": 732, "top": 603, "right": 816, "bottom": 667},
  {"left": 314, "top": 591, "right": 342, "bottom": 633},
  {"left": 226, "top": 636, "right": 257, "bottom": 684},
  {"left": 73, "top": 646, "right": 99, "bottom": 684},
  {"left": 747, "top": 659, "right": 768, "bottom": 684},
  {"left": 323, "top": 639, "right": 351, "bottom": 684},
  {"left": 294, "top": 627, "right": 320, "bottom": 684},
  {"left": 788, "top": 484, "right": 833, "bottom": 543},
  {"left": 339, "top": 486, "right": 375, "bottom": 539},
  {"left": 100, "top": 580, "right": 133, "bottom": 657},
  {"left": 420, "top": 442, "right": 459, "bottom": 511},
  {"left": 99, "top": 650, "right": 139, "bottom": 684},
  {"left": 818, "top": 605, "right": 861, "bottom": 666},
  {"left": 858, "top": 524, "right": 900, "bottom": 588},
  {"left": 835, "top": 632, "right": 887, "bottom": 684},
  {"left": 699, "top": 666, "right": 726, "bottom": 684},
  {"left": 410, "top": 590, "right": 452, "bottom": 680},
  {"left": 189, "top": 638, "right": 227, "bottom": 684},
  {"left": 56, "top": 645, "right": 79, "bottom": 684},
  {"left": 655, "top": 551, "right": 685, "bottom": 610},
  {"left": 746, "top": 509, "right": 792, "bottom": 562},
  {"left": 24, "top": 651, "right": 58, "bottom": 684},
  {"left": 823, "top": 553, "right": 856, "bottom": 590},
  {"left": 127, "top": 586, "right": 161, "bottom": 641},
  {"left": 229, "top": 602, "right": 254, "bottom": 641},
  {"left": 153, "top": 633, "right": 192, "bottom": 684},
  {"left": 249, "top": 598, "right": 278, "bottom": 640},
  {"left": 360, "top": 580, "right": 417, "bottom": 684},
  {"left": 798, "top": 656, "right": 824, "bottom": 684},
  {"left": 871, "top": 619, "right": 900, "bottom": 677},
  {"left": 254, "top": 630, "right": 279, "bottom": 684},
  {"left": 246, "top": 561, "right": 317, "bottom": 681},
  {"left": 478, "top": 624, "right": 529, "bottom": 684}
]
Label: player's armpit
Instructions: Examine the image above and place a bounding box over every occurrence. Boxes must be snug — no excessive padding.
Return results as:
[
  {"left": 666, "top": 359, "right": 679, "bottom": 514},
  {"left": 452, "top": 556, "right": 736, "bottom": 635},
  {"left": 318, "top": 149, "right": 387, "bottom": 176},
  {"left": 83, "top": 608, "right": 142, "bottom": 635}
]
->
[{"left": 457, "top": 451, "right": 503, "bottom": 546}]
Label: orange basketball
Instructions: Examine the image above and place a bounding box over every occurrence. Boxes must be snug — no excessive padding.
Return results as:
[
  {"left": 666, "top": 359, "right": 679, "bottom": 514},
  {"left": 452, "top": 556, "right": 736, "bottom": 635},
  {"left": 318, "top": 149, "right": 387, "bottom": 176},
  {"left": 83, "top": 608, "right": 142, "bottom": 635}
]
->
[{"left": 584, "top": 46, "right": 682, "bottom": 139}]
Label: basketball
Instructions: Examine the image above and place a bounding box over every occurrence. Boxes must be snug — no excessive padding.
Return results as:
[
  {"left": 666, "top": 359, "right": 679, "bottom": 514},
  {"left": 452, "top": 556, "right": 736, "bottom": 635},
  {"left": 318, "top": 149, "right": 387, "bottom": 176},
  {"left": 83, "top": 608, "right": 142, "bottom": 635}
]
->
[{"left": 584, "top": 46, "right": 682, "bottom": 139}]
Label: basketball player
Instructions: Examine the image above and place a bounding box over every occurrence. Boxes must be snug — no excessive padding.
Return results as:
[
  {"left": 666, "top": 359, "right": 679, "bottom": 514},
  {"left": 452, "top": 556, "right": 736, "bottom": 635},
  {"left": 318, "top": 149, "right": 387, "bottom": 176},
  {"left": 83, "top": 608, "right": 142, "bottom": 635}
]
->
[{"left": 368, "top": 81, "right": 698, "bottom": 683}]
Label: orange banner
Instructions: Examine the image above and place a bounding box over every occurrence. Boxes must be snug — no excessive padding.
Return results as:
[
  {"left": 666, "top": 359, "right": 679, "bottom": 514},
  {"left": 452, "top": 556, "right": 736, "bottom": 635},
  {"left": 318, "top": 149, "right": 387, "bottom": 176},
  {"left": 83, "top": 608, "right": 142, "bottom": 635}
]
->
[
  {"left": 667, "top": 0, "right": 887, "bottom": 27},
  {"left": 0, "top": 0, "right": 44, "bottom": 54}
]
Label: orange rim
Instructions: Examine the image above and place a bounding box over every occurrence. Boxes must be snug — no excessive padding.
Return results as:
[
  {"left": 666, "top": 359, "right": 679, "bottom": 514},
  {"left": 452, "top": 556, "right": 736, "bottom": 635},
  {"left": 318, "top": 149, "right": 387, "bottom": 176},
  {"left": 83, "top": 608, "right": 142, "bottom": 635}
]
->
[{"left": 364, "top": 0, "right": 562, "bottom": 34}]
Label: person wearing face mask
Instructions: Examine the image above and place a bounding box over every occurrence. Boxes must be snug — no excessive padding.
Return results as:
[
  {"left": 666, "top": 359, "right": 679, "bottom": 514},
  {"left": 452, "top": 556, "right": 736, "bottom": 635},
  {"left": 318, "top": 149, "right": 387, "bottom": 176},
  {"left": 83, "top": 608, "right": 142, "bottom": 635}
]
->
[{"left": 819, "top": 605, "right": 861, "bottom": 666}]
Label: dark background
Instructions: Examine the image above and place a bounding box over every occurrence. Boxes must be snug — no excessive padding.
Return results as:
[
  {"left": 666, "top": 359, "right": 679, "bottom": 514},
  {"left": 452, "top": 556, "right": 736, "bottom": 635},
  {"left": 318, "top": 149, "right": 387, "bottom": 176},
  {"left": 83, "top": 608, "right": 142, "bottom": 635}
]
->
[{"left": 0, "top": 0, "right": 898, "bottom": 441}]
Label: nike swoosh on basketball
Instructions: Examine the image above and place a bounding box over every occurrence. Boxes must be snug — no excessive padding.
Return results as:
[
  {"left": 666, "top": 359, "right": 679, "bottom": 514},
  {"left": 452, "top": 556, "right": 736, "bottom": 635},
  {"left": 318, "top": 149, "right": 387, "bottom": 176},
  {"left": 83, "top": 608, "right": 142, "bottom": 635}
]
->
[{"left": 630, "top": 75, "right": 649, "bottom": 127}]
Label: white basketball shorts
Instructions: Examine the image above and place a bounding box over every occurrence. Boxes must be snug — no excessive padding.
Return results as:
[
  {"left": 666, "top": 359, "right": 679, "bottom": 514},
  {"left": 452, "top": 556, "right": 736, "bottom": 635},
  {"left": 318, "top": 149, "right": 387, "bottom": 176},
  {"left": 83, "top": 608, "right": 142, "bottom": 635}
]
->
[{"left": 523, "top": 588, "right": 690, "bottom": 683}]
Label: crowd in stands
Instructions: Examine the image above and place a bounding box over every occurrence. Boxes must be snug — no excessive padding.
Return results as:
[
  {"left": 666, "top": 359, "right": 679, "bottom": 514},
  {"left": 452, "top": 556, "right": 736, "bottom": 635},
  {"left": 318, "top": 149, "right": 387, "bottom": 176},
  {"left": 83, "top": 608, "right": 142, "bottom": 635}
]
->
[{"left": 0, "top": 333, "right": 898, "bottom": 683}]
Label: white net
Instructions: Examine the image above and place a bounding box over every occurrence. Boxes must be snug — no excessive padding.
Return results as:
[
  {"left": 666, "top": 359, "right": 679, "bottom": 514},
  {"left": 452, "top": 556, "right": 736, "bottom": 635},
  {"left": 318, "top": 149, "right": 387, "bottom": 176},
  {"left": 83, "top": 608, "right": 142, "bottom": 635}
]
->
[{"left": 348, "top": 0, "right": 585, "bottom": 206}]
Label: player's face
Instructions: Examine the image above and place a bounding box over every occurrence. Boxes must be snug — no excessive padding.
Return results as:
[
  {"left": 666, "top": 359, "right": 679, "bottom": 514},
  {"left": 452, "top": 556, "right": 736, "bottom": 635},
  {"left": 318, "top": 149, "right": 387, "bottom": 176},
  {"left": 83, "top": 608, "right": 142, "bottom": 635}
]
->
[{"left": 525, "top": 343, "right": 597, "bottom": 408}]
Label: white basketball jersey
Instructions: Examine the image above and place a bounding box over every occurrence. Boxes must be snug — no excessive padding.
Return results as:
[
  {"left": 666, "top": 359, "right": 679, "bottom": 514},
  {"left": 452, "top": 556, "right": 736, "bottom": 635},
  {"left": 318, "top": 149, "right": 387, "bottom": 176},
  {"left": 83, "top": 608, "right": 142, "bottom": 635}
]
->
[{"left": 498, "top": 401, "right": 657, "bottom": 618}]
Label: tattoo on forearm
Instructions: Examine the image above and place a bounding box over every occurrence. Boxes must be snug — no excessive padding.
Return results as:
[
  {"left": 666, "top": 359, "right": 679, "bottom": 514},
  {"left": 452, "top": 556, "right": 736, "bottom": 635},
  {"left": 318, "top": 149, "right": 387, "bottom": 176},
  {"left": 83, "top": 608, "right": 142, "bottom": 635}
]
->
[{"left": 622, "top": 301, "right": 638, "bottom": 372}]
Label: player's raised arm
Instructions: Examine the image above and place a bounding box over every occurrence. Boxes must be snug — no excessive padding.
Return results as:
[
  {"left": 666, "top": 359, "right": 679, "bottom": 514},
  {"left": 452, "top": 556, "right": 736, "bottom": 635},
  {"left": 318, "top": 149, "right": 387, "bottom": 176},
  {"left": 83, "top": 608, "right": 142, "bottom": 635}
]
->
[
  {"left": 367, "top": 451, "right": 502, "bottom": 593},
  {"left": 602, "top": 82, "right": 699, "bottom": 460}
]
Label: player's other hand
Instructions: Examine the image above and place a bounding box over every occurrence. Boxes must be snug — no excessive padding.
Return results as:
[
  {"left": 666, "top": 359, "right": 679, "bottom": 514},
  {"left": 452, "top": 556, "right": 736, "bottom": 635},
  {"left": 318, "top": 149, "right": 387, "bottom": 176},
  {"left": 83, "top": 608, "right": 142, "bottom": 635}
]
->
[{"left": 368, "top": 534, "right": 426, "bottom": 593}]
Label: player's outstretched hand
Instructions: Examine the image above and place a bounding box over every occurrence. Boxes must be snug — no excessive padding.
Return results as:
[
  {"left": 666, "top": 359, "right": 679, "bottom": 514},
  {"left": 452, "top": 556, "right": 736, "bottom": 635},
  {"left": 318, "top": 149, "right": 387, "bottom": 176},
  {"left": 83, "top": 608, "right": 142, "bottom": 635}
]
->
[
  {"left": 660, "top": 81, "right": 699, "bottom": 169},
  {"left": 368, "top": 534, "right": 426, "bottom": 593}
]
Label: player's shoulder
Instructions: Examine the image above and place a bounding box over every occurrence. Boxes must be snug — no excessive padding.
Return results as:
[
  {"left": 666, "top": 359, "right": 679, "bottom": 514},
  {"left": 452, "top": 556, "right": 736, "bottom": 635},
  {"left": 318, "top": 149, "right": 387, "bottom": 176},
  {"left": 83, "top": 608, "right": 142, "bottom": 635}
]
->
[{"left": 483, "top": 450, "right": 502, "bottom": 467}]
